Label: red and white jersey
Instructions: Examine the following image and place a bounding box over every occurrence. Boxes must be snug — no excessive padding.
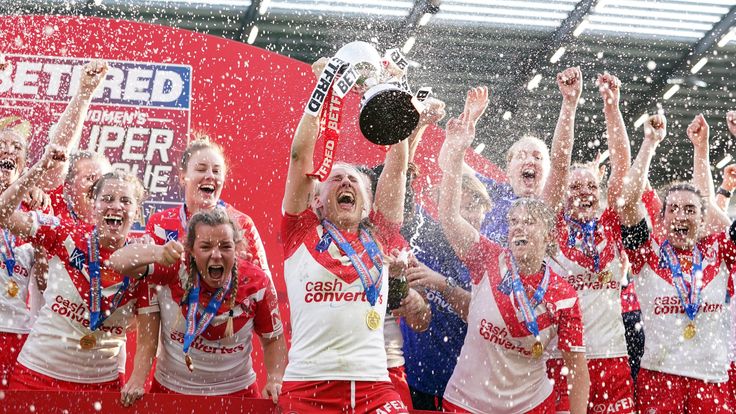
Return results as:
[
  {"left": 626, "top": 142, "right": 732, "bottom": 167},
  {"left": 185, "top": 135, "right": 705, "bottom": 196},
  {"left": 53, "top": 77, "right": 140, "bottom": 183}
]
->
[
  {"left": 626, "top": 231, "right": 736, "bottom": 382},
  {"left": 444, "top": 237, "right": 584, "bottom": 414},
  {"left": 146, "top": 204, "right": 270, "bottom": 276},
  {"left": 0, "top": 242, "right": 35, "bottom": 334},
  {"left": 49, "top": 186, "right": 76, "bottom": 224},
  {"left": 729, "top": 298, "right": 736, "bottom": 363},
  {"left": 384, "top": 314, "right": 404, "bottom": 369},
  {"left": 550, "top": 208, "right": 628, "bottom": 359},
  {"left": 281, "top": 209, "right": 406, "bottom": 382},
  {"left": 142, "top": 259, "right": 282, "bottom": 395},
  {"left": 16, "top": 214, "right": 153, "bottom": 383}
]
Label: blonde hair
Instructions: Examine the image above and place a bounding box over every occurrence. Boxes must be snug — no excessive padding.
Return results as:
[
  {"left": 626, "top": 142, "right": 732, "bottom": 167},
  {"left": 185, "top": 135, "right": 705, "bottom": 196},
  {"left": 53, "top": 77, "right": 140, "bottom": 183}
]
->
[
  {"left": 180, "top": 133, "right": 227, "bottom": 174},
  {"left": 0, "top": 116, "right": 31, "bottom": 171},
  {"left": 505, "top": 135, "right": 549, "bottom": 169},
  {"left": 508, "top": 198, "right": 558, "bottom": 257},
  {"left": 0, "top": 116, "right": 31, "bottom": 140},
  {"left": 461, "top": 173, "right": 492, "bottom": 212},
  {"left": 313, "top": 162, "right": 372, "bottom": 220}
]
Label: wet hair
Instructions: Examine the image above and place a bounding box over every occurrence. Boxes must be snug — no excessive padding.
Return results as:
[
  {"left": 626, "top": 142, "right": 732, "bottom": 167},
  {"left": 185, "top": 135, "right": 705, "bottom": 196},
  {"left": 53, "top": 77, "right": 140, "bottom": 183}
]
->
[
  {"left": 179, "top": 133, "right": 227, "bottom": 174},
  {"left": 660, "top": 182, "right": 705, "bottom": 217},
  {"left": 89, "top": 171, "right": 146, "bottom": 205},
  {"left": 504, "top": 135, "right": 549, "bottom": 169},
  {"left": 462, "top": 173, "right": 492, "bottom": 213},
  {"left": 64, "top": 151, "right": 111, "bottom": 187},
  {"left": 508, "top": 197, "right": 558, "bottom": 257},
  {"left": 183, "top": 208, "right": 242, "bottom": 313},
  {"left": 313, "top": 162, "right": 372, "bottom": 220}
]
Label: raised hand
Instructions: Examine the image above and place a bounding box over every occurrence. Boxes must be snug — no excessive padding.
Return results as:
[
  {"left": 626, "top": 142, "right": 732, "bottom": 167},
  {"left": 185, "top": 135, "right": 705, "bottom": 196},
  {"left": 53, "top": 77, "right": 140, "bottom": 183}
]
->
[
  {"left": 596, "top": 72, "right": 621, "bottom": 107},
  {"left": 557, "top": 66, "right": 583, "bottom": 103},
  {"left": 462, "top": 86, "right": 489, "bottom": 126},
  {"left": 79, "top": 60, "right": 108, "bottom": 98},
  {"left": 38, "top": 144, "right": 67, "bottom": 171},
  {"left": 445, "top": 114, "right": 475, "bottom": 151},
  {"left": 643, "top": 114, "right": 667, "bottom": 144},
  {"left": 726, "top": 111, "right": 736, "bottom": 137},
  {"left": 418, "top": 97, "right": 447, "bottom": 126},
  {"left": 155, "top": 240, "right": 184, "bottom": 266},
  {"left": 722, "top": 164, "right": 736, "bottom": 192},
  {"left": 311, "top": 57, "right": 329, "bottom": 80},
  {"left": 686, "top": 114, "right": 709, "bottom": 149}
]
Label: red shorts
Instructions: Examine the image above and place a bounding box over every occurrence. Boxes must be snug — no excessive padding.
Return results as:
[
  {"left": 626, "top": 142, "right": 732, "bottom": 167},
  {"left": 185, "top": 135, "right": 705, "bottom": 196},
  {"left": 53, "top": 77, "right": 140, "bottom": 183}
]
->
[
  {"left": 279, "top": 379, "right": 409, "bottom": 414},
  {"left": 8, "top": 363, "right": 123, "bottom": 391},
  {"left": 388, "top": 366, "right": 413, "bottom": 410},
  {"left": 443, "top": 391, "right": 555, "bottom": 413},
  {"left": 636, "top": 368, "right": 732, "bottom": 414},
  {"left": 547, "top": 357, "right": 634, "bottom": 414},
  {"left": 0, "top": 332, "right": 26, "bottom": 389},
  {"left": 150, "top": 376, "right": 260, "bottom": 397}
]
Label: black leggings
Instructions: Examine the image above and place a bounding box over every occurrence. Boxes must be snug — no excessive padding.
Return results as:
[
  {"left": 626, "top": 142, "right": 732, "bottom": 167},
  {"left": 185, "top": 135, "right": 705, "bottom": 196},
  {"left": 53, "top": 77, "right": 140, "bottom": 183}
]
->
[
  {"left": 623, "top": 309, "right": 645, "bottom": 381},
  {"left": 409, "top": 385, "right": 443, "bottom": 411}
]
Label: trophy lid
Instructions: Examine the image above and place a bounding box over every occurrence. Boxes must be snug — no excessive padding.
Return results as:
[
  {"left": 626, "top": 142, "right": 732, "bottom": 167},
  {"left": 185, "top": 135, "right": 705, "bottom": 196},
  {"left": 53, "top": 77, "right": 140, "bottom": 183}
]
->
[
  {"left": 359, "top": 84, "right": 419, "bottom": 146},
  {"left": 334, "top": 41, "right": 382, "bottom": 74}
]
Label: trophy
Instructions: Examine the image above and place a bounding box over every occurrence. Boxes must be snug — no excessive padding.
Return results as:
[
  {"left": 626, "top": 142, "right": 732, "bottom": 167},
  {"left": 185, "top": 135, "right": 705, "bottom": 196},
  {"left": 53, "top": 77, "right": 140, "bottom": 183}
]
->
[
  {"left": 359, "top": 48, "right": 430, "bottom": 146},
  {"left": 333, "top": 41, "right": 383, "bottom": 95}
]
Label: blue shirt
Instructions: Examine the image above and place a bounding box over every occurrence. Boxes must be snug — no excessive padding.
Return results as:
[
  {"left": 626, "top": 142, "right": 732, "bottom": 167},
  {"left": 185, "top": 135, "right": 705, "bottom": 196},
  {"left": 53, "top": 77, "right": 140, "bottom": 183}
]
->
[
  {"left": 400, "top": 174, "right": 516, "bottom": 396},
  {"left": 400, "top": 207, "right": 472, "bottom": 396}
]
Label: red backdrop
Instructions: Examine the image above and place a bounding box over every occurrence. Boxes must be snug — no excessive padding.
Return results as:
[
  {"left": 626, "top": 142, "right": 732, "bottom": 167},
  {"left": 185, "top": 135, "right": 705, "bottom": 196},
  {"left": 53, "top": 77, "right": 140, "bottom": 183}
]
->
[{"left": 0, "top": 14, "right": 505, "bottom": 405}]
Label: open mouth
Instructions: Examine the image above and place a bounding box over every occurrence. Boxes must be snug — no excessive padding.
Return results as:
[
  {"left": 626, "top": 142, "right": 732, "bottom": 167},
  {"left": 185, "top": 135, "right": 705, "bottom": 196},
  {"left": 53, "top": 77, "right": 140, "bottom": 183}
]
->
[
  {"left": 672, "top": 225, "right": 689, "bottom": 237},
  {"left": 521, "top": 168, "right": 536, "bottom": 186},
  {"left": 0, "top": 158, "right": 16, "bottom": 171},
  {"left": 337, "top": 191, "right": 355, "bottom": 210},
  {"left": 103, "top": 214, "right": 123, "bottom": 230},
  {"left": 208, "top": 265, "right": 224, "bottom": 280},
  {"left": 579, "top": 200, "right": 593, "bottom": 209},
  {"left": 198, "top": 183, "right": 216, "bottom": 195}
]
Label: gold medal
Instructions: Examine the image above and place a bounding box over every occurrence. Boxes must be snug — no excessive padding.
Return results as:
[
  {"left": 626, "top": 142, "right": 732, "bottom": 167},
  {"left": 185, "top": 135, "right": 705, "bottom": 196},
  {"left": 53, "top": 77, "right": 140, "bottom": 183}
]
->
[
  {"left": 79, "top": 334, "right": 96, "bottom": 350},
  {"left": 6, "top": 280, "right": 18, "bottom": 298},
  {"left": 683, "top": 322, "right": 696, "bottom": 340},
  {"left": 597, "top": 269, "right": 612, "bottom": 284},
  {"left": 366, "top": 309, "right": 381, "bottom": 330},
  {"left": 185, "top": 353, "right": 194, "bottom": 372},
  {"left": 531, "top": 341, "right": 544, "bottom": 358}
]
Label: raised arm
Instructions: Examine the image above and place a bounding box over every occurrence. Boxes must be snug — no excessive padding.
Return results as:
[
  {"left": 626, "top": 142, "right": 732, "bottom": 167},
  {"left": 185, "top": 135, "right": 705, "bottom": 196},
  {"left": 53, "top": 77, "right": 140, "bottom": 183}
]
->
[
  {"left": 282, "top": 58, "right": 330, "bottom": 215},
  {"left": 618, "top": 115, "right": 666, "bottom": 226},
  {"left": 687, "top": 114, "right": 730, "bottom": 232},
  {"left": 716, "top": 164, "right": 736, "bottom": 212},
  {"left": 0, "top": 147, "right": 66, "bottom": 237},
  {"left": 438, "top": 115, "right": 479, "bottom": 259},
  {"left": 542, "top": 66, "right": 582, "bottom": 210},
  {"left": 373, "top": 137, "right": 408, "bottom": 223},
  {"left": 108, "top": 240, "right": 183, "bottom": 278},
  {"left": 40, "top": 60, "right": 108, "bottom": 191},
  {"left": 597, "top": 72, "right": 630, "bottom": 208}
]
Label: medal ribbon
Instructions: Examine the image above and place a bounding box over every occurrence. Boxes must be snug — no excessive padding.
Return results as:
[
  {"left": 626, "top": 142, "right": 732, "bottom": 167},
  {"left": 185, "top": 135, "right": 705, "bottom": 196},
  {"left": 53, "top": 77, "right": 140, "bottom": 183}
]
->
[
  {"left": 305, "top": 57, "right": 351, "bottom": 182},
  {"left": 506, "top": 252, "right": 550, "bottom": 337},
  {"left": 88, "top": 227, "right": 130, "bottom": 331},
  {"left": 659, "top": 240, "right": 703, "bottom": 321},
  {"left": 0, "top": 230, "right": 16, "bottom": 280},
  {"left": 321, "top": 219, "right": 383, "bottom": 306},
  {"left": 565, "top": 215, "right": 600, "bottom": 272},
  {"left": 182, "top": 269, "right": 233, "bottom": 355}
]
